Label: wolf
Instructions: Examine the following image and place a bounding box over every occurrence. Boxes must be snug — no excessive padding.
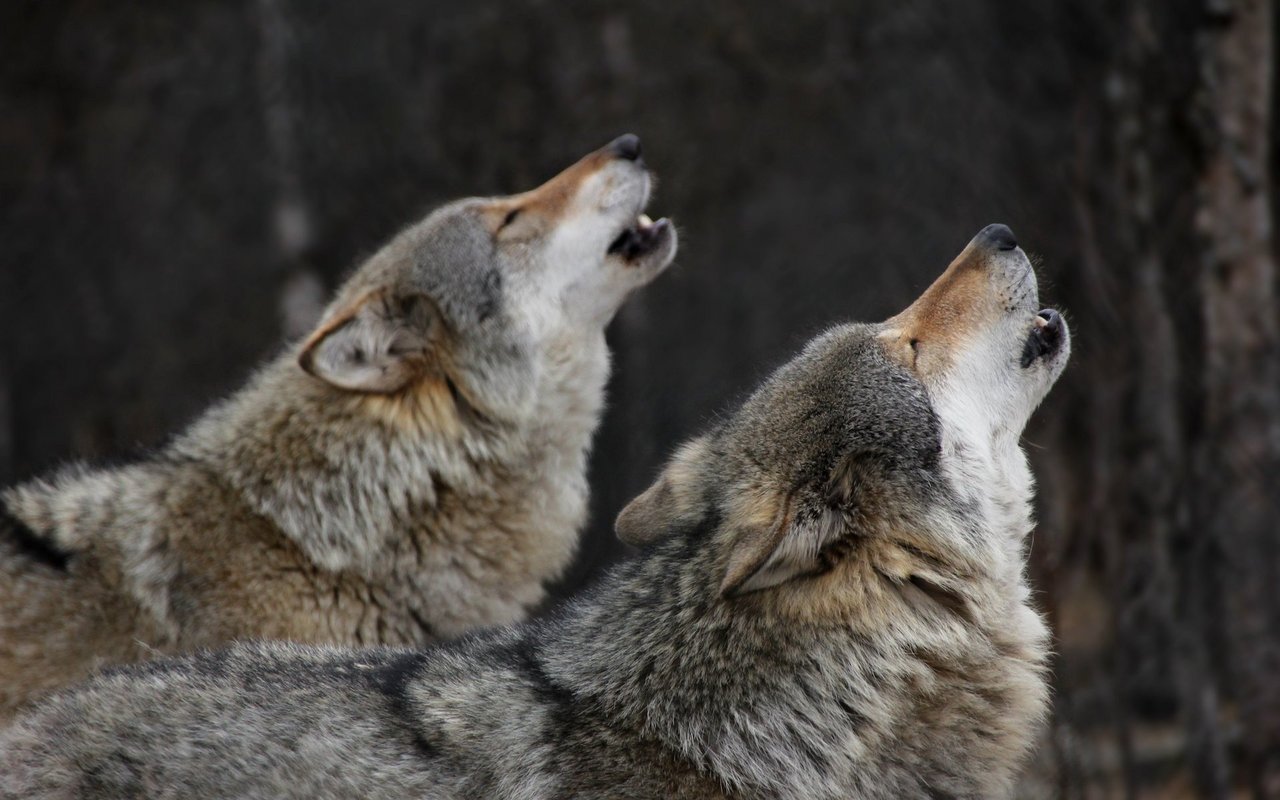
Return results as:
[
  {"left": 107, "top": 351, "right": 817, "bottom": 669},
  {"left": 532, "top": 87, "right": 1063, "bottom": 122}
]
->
[
  {"left": 0, "top": 134, "right": 677, "bottom": 719},
  {"left": 0, "top": 224, "right": 1068, "bottom": 799}
]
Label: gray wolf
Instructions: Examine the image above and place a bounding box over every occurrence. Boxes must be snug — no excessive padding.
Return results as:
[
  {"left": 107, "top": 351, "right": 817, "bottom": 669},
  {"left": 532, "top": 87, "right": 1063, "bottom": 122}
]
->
[
  {"left": 0, "top": 224, "right": 1067, "bottom": 799},
  {"left": 0, "top": 134, "right": 677, "bottom": 718}
]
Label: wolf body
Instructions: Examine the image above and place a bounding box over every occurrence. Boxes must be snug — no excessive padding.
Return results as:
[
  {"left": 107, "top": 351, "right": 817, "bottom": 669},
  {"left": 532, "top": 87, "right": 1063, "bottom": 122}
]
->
[
  {"left": 0, "top": 135, "right": 677, "bottom": 718},
  {"left": 0, "top": 224, "right": 1068, "bottom": 799}
]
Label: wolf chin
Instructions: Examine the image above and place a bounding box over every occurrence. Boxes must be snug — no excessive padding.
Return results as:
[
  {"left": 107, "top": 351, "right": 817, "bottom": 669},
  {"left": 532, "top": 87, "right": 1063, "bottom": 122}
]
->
[
  {"left": 0, "top": 224, "right": 1068, "bottom": 799},
  {"left": 0, "top": 135, "right": 677, "bottom": 718}
]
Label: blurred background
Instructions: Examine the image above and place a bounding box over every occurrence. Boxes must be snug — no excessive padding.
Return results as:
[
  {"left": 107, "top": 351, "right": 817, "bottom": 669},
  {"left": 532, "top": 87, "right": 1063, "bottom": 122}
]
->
[{"left": 2, "top": 1, "right": 1278, "bottom": 796}]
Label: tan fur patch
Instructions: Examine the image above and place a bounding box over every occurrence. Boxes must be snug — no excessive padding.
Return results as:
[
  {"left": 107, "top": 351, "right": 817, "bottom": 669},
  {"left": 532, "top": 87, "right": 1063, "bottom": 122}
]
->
[
  {"left": 483, "top": 145, "right": 619, "bottom": 232},
  {"left": 881, "top": 242, "right": 1005, "bottom": 378},
  {"left": 357, "top": 377, "right": 464, "bottom": 439},
  {"left": 761, "top": 530, "right": 980, "bottom": 634}
]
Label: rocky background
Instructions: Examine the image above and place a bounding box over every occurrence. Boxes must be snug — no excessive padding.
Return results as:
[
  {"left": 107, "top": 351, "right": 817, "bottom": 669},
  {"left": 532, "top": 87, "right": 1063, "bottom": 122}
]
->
[{"left": 3, "top": 1, "right": 1278, "bottom": 796}]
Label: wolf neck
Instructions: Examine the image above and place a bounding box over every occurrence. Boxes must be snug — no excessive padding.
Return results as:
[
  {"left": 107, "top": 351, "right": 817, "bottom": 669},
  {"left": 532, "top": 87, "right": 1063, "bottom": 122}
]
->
[
  {"left": 933, "top": 388, "right": 1038, "bottom": 562},
  {"left": 183, "top": 333, "right": 610, "bottom": 584}
]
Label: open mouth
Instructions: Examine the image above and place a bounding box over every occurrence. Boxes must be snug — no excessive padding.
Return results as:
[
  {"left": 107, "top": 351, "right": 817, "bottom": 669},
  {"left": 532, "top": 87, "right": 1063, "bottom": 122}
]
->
[
  {"left": 608, "top": 214, "right": 673, "bottom": 262},
  {"left": 1021, "top": 309, "right": 1065, "bottom": 367}
]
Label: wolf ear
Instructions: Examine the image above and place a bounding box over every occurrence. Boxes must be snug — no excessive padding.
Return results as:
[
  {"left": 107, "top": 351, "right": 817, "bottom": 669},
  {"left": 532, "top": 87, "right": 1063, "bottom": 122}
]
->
[
  {"left": 616, "top": 436, "right": 714, "bottom": 547},
  {"left": 720, "top": 453, "right": 861, "bottom": 597},
  {"left": 299, "top": 290, "right": 441, "bottom": 393}
]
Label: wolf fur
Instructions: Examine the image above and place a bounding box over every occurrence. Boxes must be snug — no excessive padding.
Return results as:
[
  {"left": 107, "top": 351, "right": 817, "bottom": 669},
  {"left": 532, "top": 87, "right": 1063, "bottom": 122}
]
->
[
  {"left": 0, "top": 135, "right": 677, "bottom": 719},
  {"left": 0, "top": 224, "right": 1068, "bottom": 799}
]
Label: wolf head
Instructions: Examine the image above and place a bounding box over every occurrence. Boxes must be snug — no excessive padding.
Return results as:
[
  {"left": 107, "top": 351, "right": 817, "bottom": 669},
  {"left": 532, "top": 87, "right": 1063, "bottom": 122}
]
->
[
  {"left": 617, "top": 224, "right": 1067, "bottom": 604},
  {"left": 297, "top": 134, "right": 675, "bottom": 422},
  {"left": 163, "top": 137, "right": 677, "bottom": 582}
]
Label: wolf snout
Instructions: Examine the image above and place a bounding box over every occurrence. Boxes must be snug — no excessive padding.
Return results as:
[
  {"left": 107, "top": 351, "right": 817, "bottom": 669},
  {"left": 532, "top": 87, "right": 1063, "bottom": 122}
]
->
[
  {"left": 606, "top": 133, "right": 643, "bottom": 164},
  {"left": 974, "top": 223, "right": 1018, "bottom": 252}
]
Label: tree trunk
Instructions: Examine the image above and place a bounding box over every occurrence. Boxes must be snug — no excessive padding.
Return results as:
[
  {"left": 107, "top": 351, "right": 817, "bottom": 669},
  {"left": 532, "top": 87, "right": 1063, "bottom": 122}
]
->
[{"left": 1195, "top": 1, "right": 1280, "bottom": 795}]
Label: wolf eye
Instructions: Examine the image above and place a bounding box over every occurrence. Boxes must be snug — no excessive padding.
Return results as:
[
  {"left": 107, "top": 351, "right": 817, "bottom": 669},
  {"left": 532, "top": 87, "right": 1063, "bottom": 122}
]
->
[
  {"left": 501, "top": 208, "right": 521, "bottom": 228},
  {"left": 909, "top": 338, "right": 920, "bottom": 364}
]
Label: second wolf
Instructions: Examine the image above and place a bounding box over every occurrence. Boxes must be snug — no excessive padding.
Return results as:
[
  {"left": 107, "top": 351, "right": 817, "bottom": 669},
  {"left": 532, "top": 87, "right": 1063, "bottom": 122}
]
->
[
  {"left": 2, "top": 224, "right": 1068, "bottom": 799},
  {"left": 0, "top": 135, "right": 677, "bottom": 718}
]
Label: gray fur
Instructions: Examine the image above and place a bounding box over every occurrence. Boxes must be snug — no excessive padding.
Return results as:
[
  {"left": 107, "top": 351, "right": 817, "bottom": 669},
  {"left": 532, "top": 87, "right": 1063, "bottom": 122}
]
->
[
  {"left": 0, "top": 228, "right": 1067, "bottom": 799},
  {"left": 0, "top": 138, "right": 677, "bottom": 718}
]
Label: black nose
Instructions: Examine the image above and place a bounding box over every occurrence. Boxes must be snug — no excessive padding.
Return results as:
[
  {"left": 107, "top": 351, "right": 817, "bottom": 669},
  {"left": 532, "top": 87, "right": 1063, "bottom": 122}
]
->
[
  {"left": 607, "top": 133, "right": 643, "bottom": 162},
  {"left": 976, "top": 223, "right": 1018, "bottom": 252}
]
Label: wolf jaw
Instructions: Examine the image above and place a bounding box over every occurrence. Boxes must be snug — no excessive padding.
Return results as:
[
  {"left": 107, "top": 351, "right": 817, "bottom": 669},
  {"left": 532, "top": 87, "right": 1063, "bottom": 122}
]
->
[
  {"left": 608, "top": 213, "right": 674, "bottom": 262},
  {"left": 1022, "top": 309, "right": 1066, "bottom": 367}
]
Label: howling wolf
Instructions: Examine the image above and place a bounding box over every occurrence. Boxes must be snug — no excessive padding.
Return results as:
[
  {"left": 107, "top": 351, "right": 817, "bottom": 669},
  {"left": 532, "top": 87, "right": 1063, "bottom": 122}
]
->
[{"left": 0, "top": 134, "right": 676, "bottom": 718}]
